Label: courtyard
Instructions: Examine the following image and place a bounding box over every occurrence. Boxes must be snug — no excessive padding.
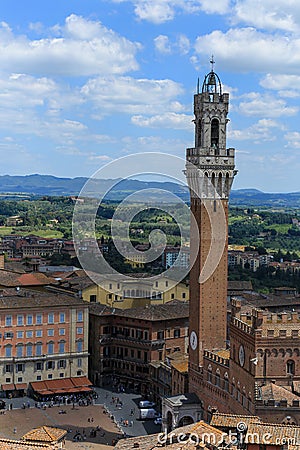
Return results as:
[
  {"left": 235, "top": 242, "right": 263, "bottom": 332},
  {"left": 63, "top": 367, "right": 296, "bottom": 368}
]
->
[{"left": 0, "top": 386, "right": 161, "bottom": 449}]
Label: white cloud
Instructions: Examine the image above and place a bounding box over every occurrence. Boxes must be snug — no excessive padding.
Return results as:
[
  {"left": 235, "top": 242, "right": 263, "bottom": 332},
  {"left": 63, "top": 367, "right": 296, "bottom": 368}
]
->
[
  {"left": 177, "top": 34, "right": 190, "bottom": 54},
  {"left": 88, "top": 154, "right": 113, "bottom": 161},
  {"left": 194, "top": 28, "right": 300, "bottom": 74},
  {"left": 110, "top": 0, "right": 300, "bottom": 32},
  {"left": 0, "top": 73, "right": 86, "bottom": 137},
  {"left": 121, "top": 135, "right": 188, "bottom": 157},
  {"left": 154, "top": 33, "right": 190, "bottom": 56},
  {"left": 232, "top": 0, "right": 300, "bottom": 32},
  {"left": 154, "top": 35, "right": 171, "bottom": 54},
  {"left": 135, "top": 1, "right": 175, "bottom": 23},
  {"left": 260, "top": 73, "right": 300, "bottom": 98},
  {"left": 131, "top": 112, "right": 193, "bottom": 129},
  {"left": 237, "top": 92, "right": 298, "bottom": 118},
  {"left": 284, "top": 131, "right": 300, "bottom": 149},
  {"left": 111, "top": 0, "right": 230, "bottom": 24},
  {"left": 0, "top": 14, "right": 141, "bottom": 76},
  {"left": 81, "top": 76, "right": 185, "bottom": 115},
  {"left": 229, "top": 118, "right": 280, "bottom": 142}
]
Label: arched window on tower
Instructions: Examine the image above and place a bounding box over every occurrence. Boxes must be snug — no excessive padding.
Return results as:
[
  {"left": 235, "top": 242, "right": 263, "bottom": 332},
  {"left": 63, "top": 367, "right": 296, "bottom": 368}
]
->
[
  {"left": 211, "top": 119, "right": 219, "bottom": 154},
  {"left": 287, "top": 360, "right": 295, "bottom": 375}
]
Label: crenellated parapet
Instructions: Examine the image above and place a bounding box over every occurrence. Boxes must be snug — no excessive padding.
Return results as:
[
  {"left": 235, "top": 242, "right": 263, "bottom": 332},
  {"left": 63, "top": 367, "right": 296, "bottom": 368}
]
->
[
  {"left": 232, "top": 317, "right": 253, "bottom": 335},
  {"left": 203, "top": 350, "right": 230, "bottom": 367}
]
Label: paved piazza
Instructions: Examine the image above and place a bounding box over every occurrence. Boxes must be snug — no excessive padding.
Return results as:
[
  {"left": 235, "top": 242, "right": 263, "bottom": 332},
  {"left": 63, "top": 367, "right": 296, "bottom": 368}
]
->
[
  {"left": 0, "top": 404, "right": 120, "bottom": 449},
  {"left": 0, "top": 386, "right": 161, "bottom": 448}
]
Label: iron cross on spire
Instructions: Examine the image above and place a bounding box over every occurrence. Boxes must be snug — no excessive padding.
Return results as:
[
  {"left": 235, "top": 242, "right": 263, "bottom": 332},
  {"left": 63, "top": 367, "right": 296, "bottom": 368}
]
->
[{"left": 210, "top": 55, "right": 215, "bottom": 72}]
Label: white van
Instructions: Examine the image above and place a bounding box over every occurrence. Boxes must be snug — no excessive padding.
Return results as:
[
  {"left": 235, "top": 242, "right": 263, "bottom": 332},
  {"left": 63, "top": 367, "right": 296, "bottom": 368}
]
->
[
  {"left": 138, "top": 400, "right": 156, "bottom": 409},
  {"left": 139, "top": 408, "right": 159, "bottom": 420}
]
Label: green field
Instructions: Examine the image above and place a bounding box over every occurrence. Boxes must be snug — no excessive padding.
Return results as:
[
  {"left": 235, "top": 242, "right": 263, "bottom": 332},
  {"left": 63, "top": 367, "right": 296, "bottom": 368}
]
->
[{"left": 0, "top": 226, "right": 63, "bottom": 239}]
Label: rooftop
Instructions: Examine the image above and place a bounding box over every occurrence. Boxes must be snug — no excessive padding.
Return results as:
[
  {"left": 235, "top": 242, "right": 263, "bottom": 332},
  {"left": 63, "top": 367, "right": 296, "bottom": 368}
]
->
[
  {"left": 164, "top": 392, "right": 200, "bottom": 407},
  {"left": 22, "top": 426, "right": 66, "bottom": 443},
  {"left": 115, "top": 420, "right": 226, "bottom": 449},
  {"left": 0, "top": 270, "right": 55, "bottom": 287},
  {"left": 89, "top": 299, "right": 189, "bottom": 321},
  {"left": 116, "top": 300, "right": 189, "bottom": 321},
  {"left": 170, "top": 355, "right": 189, "bottom": 373},
  {"left": 260, "top": 383, "right": 300, "bottom": 406},
  {"left": 210, "top": 412, "right": 261, "bottom": 429},
  {"left": 0, "top": 439, "right": 56, "bottom": 449},
  {"left": 0, "top": 288, "right": 86, "bottom": 310}
]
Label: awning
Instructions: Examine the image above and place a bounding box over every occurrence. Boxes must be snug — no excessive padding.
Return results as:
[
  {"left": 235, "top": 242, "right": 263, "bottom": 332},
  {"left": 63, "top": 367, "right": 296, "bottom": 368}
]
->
[
  {"left": 56, "top": 378, "right": 74, "bottom": 389},
  {"left": 40, "top": 390, "right": 54, "bottom": 395},
  {"left": 30, "top": 377, "right": 93, "bottom": 395},
  {"left": 35, "top": 389, "right": 54, "bottom": 396},
  {"left": 31, "top": 381, "right": 47, "bottom": 391},
  {"left": 15, "top": 383, "right": 27, "bottom": 390},
  {"left": 71, "top": 376, "right": 92, "bottom": 387},
  {"left": 61, "top": 388, "right": 77, "bottom": 394},
  {"left": 52, "top": 389, "right": 66, "bottom": 394},
  {"left": 1, "top": 384, "right": 15, "bottom": 391},
  {"left": 76, "top": 386, "right": 93, "bottom": 392}
]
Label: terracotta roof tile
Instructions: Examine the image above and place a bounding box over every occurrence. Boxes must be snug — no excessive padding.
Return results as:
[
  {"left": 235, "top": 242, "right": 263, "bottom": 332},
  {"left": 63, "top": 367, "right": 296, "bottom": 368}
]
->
[
  {"left": 210, "top": 412, "right": 261, "bottom": 428},
  {"left": 0, "top": 270, "right": 54, "bottom": 287},
  {"left": 171, "top": 357, "right": 189, "bottom": 373},
  {"left": 215, "top": 349, "right": 230, "bottom": 359},
  {"left": 260, "top": 383, "right": 300, "bottom": 406},
  {"left": 0, "top": 289, "right": 87, "bottom": 309},
  {"left": 22, "top": 426, "right": 66, "bottom": 443},
  {"left": 115, "top": 421, "right": 227, "bottom": 449},
  {"left": 0, "top": 438, "right": 56, "bottom": 449},
  {"left": 116, "top": 300, "right": 189, "bottom": 321},
  {"left": 246, "top": 422, "right": 300, "bottom": 445}
]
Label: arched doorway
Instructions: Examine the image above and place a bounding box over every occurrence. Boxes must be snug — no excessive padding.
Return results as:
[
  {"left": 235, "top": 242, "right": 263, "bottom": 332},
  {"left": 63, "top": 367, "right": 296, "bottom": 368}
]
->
[{"left": 178, "top": 416, "right": 194, "bottom": 427}]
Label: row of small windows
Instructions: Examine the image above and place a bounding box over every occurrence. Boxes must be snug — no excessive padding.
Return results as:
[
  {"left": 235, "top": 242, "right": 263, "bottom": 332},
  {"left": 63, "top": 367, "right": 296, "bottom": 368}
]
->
[
  {"left": 2, "top": 311, "right": 83, "bottom": 327},
  {"left": 157, "top": 329, "right": 181, "bottom": 339},
  {"left": 103, "top": 326, "right": 181, "bottom": 340},
  {"left": 6, "top": 370, "right": 83, "bottom": 383},
  {"left": 206, "top": 361, "right": 296, "bottom": 389},
  {"left": 103, "top": 359, "right": 149, "bottom": 374},
  {"left": 3, "top": 340, "right": 84, "bottom": 357},
  {"left": 5, "top": 358, "right": 83, "bottom": 374},
  {"left": 103, "top": 326, "right": 150, "bottom": 340},
  {"left": 108, "top": 281, "right": 169, "bottom": 290},
  {"left": 104, "top": 346, "right": 149, "bottom": 362},
  {"left": 4, "top": 327, "right": 83, "bottom": 339}
]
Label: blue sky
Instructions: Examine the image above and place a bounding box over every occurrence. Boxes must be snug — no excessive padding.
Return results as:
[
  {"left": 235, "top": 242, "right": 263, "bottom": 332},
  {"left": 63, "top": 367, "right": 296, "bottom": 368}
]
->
[{"left": 0, "top": 0, "right": 300, "bottom": 192}]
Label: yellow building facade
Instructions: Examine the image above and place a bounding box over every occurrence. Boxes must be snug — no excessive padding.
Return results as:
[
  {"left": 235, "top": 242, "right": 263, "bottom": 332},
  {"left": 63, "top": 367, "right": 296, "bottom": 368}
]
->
[{"left": 81, "top": 274, "right": 189, "bottom": 309}]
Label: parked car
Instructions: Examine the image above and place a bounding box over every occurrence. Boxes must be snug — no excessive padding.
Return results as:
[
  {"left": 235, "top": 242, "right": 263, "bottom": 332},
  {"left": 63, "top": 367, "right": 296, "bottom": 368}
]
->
[
  {"left": 154, "top": 417, "right": 162, "bottom": 425},
  {"left": 138, "top": 400, "right": 156, "bottom": 409},
  {"left": 139, "top": 408, "right": 159, "bottom": 420}
]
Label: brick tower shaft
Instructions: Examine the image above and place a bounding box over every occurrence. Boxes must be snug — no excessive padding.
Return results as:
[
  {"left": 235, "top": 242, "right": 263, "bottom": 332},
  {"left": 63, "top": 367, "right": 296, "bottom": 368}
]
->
[{"left": 185, "top": 67, "right": 237, "bottom": 369}]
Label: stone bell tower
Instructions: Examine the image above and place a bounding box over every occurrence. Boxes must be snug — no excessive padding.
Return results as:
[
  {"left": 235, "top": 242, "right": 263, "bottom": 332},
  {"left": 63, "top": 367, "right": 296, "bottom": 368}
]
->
[{"left": 185, "top": 61, "right": 237, "bottom": 377}]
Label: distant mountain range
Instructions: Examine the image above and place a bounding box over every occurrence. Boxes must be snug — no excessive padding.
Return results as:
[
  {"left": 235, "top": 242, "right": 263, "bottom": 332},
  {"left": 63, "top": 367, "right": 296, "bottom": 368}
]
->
[{"left": 0, "top": 174, "right": 299, "bottom": 207}]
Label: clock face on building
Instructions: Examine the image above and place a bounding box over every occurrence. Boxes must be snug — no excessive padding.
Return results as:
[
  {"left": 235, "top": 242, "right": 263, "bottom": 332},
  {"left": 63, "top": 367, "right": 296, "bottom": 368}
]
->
[
  {"left": 239, "top": 345, "right": 245, "bottom": 367},
  {"left": 190, "top": 331, "right": 198, "bottom": 351}
]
